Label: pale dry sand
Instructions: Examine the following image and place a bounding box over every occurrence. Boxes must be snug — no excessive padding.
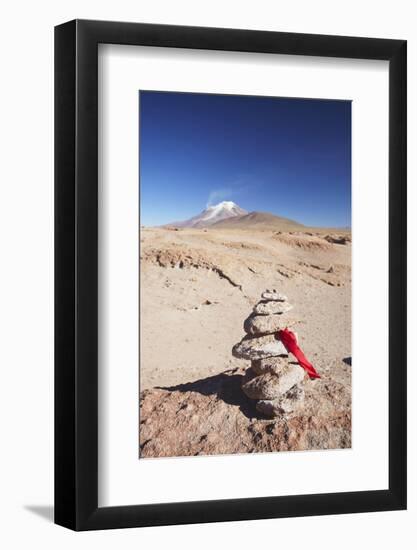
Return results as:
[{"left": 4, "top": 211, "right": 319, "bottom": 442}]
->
[{"left": 139, "top": 227, "right": 351, "bottom": 393}]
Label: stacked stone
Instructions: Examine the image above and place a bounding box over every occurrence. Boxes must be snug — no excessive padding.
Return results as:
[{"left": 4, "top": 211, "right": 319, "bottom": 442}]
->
[{"left": 232, "top": 289, "right": 306, "bottom": 418}]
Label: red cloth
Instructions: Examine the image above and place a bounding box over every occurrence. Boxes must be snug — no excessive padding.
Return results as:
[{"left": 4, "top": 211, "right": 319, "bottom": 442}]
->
[{"left": 276, "top": 328, "right": 321, "bottom": 379}]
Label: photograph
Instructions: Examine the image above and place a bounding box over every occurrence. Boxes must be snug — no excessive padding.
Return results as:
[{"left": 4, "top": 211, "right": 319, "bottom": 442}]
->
[
  {"left": 139, "top": 91, "right": 352, "bottom": 458},
  {"left": 0, "top": 2, "right": 409, "bottom": 541}
]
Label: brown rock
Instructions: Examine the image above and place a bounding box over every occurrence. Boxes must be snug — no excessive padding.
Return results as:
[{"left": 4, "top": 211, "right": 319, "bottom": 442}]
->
[
  {"left": 244, "top": 313, "right": 297, "bottom": 336},
  {"left": 261, "top": 289, "right": 288, "bottom": 301},
  {"left": 232, "top": 333, "right": 292, "bottom": 360},
  {"left": 241, "top": 365, "right": 305, "bottom": 400},
  {"left": 253, "top": 300, "right": 293, "bottom": 315},
  {"left": 256, "top": 386, "right": 305, "bottom": 417},
  {"left": 139, "top": 369, "right": 351, "bottom": 458},
  {"left": 252, "top": 356, "right": 295, "bottom": 376},
  {"left": 324, "top": 234, "right": 351, "bottom": 245}
]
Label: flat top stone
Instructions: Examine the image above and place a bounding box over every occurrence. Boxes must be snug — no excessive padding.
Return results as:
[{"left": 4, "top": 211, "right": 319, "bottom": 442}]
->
[
  {"left": 233, "top": 332, "right": 297, "bottom": 360},
  {"left": 261, "top": 289, "right": 288, "bottom": 302},
  {"left": 244, "top": 313, "right": 297, "bottom": 336},
  {"left": 253, "top": 300, "right": 293, "bottom": 315}
]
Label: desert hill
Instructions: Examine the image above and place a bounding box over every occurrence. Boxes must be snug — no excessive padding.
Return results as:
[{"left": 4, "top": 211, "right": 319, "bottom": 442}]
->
[
  {"left": 161, "top": 201, "right": 349, "bottom": 234},
  {"left": 211, "top": 211, "right": 304, "bottom": 231}
]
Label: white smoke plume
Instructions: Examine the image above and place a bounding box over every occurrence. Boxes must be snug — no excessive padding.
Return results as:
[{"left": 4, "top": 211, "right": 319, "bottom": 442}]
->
[{"left": 206, "top": 188, "right": 233, "bottom": 207}]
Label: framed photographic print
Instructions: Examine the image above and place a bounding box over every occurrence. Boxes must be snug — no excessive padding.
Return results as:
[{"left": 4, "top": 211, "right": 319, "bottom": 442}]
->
[{"left": 55, "top": 20, "right": 407, "bottom": 530}]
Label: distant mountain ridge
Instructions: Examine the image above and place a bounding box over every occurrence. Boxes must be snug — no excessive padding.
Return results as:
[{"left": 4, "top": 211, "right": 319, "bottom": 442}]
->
[
  {"left": 164, "top": 201, "right": 304, "bottom": 230},
  {"left": 211, "top": 211, "right": 304, "bottom": 230}
]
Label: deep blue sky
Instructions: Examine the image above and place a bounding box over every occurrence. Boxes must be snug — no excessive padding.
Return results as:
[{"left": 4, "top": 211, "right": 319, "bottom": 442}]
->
[{"left": 139, "top": 91, "right": 351, "bottom": 227}]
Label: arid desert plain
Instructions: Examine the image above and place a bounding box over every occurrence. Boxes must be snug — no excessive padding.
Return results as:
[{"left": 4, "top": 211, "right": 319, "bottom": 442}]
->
[{"left": 139, "top": 223, "right": 351, "bottom": 457}]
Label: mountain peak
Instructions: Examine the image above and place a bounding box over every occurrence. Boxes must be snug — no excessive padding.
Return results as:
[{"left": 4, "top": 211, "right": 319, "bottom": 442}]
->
[
  {"left": 208, "top": 200, "right": 238, "bottom": 209},
  {"left": 166, "top": 201, "right": 248, "bottom": 228}
]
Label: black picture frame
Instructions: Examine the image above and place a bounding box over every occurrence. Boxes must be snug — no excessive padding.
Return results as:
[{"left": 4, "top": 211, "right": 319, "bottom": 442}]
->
[{"left": 55, "top": 19, "right": 407, "bottom": 531}]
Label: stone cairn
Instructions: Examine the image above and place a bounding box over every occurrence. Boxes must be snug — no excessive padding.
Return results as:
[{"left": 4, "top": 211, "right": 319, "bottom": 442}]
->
[{"left": 232, "top": 289, "right": 306, "bottom": 418}]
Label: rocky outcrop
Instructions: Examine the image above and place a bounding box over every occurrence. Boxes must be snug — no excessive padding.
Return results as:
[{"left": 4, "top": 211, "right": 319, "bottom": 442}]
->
[
  {"left": 139, "top": 368, "right": 351, "bottom": 458},
  {"left": 324, "top": 234, "right": 351, "bottom": 245}
]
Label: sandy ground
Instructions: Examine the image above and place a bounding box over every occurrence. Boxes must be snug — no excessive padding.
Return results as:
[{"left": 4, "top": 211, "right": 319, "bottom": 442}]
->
[{"left": 139, "top": 227, "right": 351, "bottom": 393}]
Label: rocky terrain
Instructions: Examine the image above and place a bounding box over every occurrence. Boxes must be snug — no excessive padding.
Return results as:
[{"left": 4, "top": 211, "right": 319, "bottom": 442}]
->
[
  {"left": 140, "top": 367, "right": 351, "bottom": 457},
  {"left": 139, "top": 225, "right": 351, "bottom": 458}
]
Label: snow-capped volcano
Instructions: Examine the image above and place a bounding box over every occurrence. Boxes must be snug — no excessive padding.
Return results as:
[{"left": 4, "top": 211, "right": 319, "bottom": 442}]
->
[{"left": 167, "top": 201, "right": 248, "bottom": 228}]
